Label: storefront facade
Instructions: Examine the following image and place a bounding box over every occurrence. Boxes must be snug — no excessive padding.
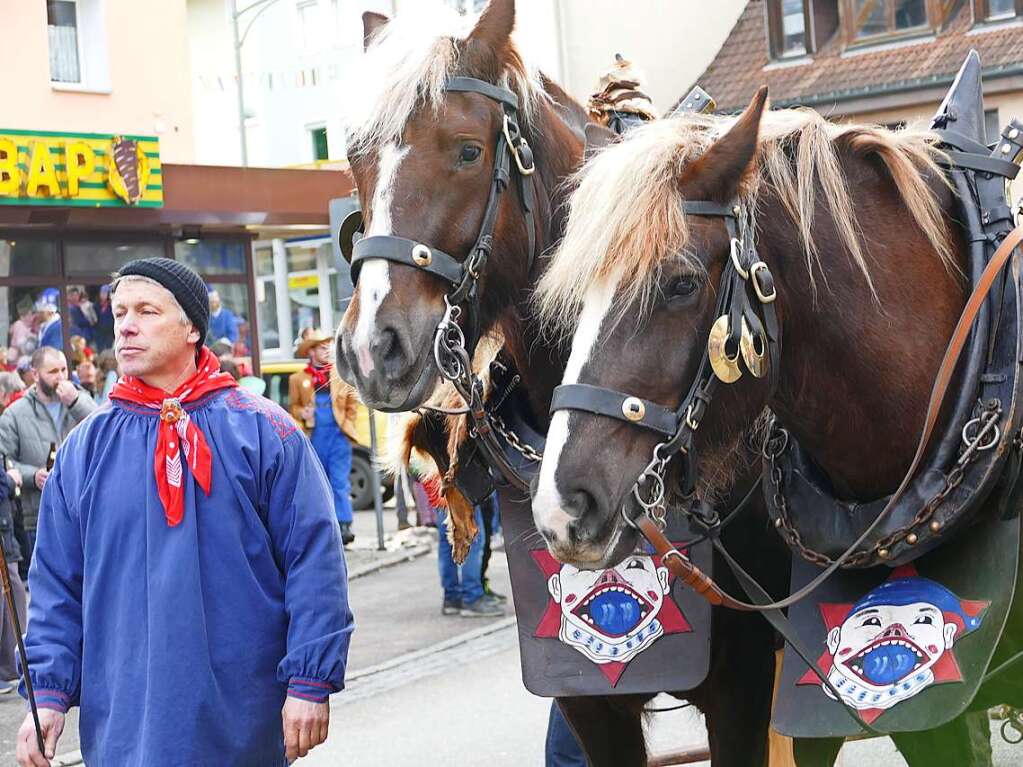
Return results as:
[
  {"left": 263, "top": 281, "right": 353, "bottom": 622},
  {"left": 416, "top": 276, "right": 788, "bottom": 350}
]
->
[{"left": 0, "top": 126, "right": 353, "bottom": 377}]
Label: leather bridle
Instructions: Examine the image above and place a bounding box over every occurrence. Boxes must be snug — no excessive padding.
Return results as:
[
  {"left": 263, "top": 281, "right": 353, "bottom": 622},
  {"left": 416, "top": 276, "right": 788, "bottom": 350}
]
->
[
  {"left": 551, "top": 198, "right": 781, "bottom": 532},
  {"left": 339, "top": 76, "right": 539, "bottom": 490}
]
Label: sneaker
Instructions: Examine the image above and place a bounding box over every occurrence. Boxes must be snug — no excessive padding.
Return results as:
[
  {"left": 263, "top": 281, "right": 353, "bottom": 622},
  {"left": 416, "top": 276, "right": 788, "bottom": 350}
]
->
[
  {"left": 339, "top": 522, "right": 355, "bottom": 546},
  {"left": 483, "top": 581, "right": 508, "bottom": 603},
  {"left": 460, "top": 596, "right": 504, "bottom": 618},
  {"left": 442, "top": 599, "right": 462, "bottom": 616}
]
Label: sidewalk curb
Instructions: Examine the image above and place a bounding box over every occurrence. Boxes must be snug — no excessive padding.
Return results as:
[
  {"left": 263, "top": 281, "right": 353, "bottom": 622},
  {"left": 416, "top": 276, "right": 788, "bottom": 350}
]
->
[
  {"left": 347, "top": 542, "right": 433, "bottom": 580},
  {"left": 52, "top": 750, "right": 83, "bottom": 766},
  {"left": 345, "top": 615, "right": 517, "bottom": 683}
]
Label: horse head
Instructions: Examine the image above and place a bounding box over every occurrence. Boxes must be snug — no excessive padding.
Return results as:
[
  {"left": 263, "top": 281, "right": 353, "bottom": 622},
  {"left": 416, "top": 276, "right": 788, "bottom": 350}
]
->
[{"left": 336, "top": 0, "right": 585, "bottom": 412}]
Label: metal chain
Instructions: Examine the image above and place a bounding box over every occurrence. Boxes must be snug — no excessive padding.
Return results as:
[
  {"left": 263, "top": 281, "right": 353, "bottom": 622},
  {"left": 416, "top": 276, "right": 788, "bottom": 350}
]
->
[
  {"left": 490, "top": 414, "right": 543, "bottom": 462},
  {"left": 767, "top": 404, "right": 1003, "bottom": 568},
  {"left": 995, "top": 705, "right": 1023, "bottom": 744},
  {"left": 625, "top": 443, "right": 671, "bottom": 532}
]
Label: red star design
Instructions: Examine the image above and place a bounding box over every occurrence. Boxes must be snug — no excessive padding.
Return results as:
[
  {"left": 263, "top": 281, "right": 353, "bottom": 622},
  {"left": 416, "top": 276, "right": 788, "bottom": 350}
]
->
[
  {"left": 796, "top": 565, "right": 989, "bottom": 724},
  {"left": 531, "top": 548, "right": 692, "bottom": 687}
]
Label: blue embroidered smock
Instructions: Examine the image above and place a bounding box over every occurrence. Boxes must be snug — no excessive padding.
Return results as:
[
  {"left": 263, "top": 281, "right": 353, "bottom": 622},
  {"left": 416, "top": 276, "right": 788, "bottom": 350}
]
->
[{"left": 20, "top": 388, "right": 353, "bottom": 767}]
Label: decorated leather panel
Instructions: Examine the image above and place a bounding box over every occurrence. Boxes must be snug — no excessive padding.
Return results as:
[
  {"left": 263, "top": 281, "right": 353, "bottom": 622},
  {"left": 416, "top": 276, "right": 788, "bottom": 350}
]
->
[
  {"left": 772, "top": 511, "right": 1020, "bottom": 737},
  {"left": 500, "top": 489, "right": 712, "bottom": 697}
]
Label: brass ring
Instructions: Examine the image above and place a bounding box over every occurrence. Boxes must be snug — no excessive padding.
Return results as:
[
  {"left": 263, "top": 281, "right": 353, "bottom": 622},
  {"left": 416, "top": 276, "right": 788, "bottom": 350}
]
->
[
  {"left": 411, "top": 244, "right": 433, "bottom": 267},
  {"left": 622, "top": 396, "right": 646, "bottom": 422},
  {"left": 729, "top": 238, "right": 749, "bottom": 280}
]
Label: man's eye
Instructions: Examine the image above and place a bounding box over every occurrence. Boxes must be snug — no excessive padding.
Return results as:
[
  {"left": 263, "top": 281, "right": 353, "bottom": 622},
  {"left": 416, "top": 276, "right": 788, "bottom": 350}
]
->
[
  {"left": 914, "top": 615, "right": 934, "bottom": 625},
  {"left": 459, "top": 144, "right": 482, "bottom": 163},
  {"left": 626, "top": 559, "right": 645, "bottom": 570},
  {"left": 861, "top": 617, "right": 882, "bottom": 627}
]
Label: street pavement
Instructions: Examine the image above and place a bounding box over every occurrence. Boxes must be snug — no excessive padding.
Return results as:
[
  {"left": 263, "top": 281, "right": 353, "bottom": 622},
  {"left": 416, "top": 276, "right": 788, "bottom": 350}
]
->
[{"left": 0, "top": 505, "right": 1019, "bottom": 765}]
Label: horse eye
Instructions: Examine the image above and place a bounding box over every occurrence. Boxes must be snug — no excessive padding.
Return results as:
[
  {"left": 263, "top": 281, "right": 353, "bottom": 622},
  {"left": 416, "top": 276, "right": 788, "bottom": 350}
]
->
[
  {"left": 459, "top": 144, "right": 482, "bottom": 163},
  {"left": 667, "top": 275, "right": 700, "bottom": 299}
]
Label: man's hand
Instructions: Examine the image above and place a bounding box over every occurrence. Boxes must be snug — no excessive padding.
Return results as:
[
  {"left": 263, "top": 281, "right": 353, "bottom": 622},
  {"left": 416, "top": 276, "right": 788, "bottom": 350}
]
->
[
  {"left": 282, "top": 697, "right": 329, "bottom": 762},
  {"left": 7, "top": 467, "right": 22, "bottom": 487},
  {"left": 16, "top": 709, "right": 64, "bottom": 767},
  {"left": 34, "top": 468, "right": 49, "bottom": 491},
  {"left": 55, "top": 381, "right": 78, "bottom": 407}
]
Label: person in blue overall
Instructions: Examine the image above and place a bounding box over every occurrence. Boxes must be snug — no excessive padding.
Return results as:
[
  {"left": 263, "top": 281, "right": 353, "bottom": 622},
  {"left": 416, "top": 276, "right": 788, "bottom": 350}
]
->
[
  {"left": 16, "top": 258, "right": 352, "bottom": 766},
  {"left": 289, "top": 330, "right": 358, "bottom": 545}
]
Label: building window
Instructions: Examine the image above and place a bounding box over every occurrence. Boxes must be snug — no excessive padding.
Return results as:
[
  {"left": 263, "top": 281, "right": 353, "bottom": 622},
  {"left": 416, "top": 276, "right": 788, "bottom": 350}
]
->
[
  {"left": 310, "top": 127, "right": 329, "bottom": 161},
  {"left": 985, "top": 108, "right": 1001, "bottom": 144},
  {"left": 47, "top": 0, "right": 81, "bottom": 83},
  {"left": 847, "top": 0, "right": 932, "bottom": 42},
  {"left": 768, "top": 0, "right": 809, "bottom": 58},
  {"left": 976, "top": 0, "right": 1023, "bottom": 20}
]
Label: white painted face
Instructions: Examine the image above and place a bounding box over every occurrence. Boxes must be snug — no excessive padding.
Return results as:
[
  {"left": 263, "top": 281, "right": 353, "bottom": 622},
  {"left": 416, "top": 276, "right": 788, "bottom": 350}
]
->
[
  {"left": 531, "top": 279, "right": 617, "bottom": 547},
  {"left": 822, "top": 601, "right": 958, "bottom": 711},
  {"left": 547, "top": 554, "right": 669, "bottom": 664},
  {"left": 350, "top": 141, "right": 409, "bottom": 379}
]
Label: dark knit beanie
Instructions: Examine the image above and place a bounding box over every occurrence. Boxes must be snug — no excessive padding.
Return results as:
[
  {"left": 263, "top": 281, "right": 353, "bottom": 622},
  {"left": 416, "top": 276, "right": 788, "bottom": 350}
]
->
[{"left": 116, "top": 257, "right": 210, "bottom": 341}]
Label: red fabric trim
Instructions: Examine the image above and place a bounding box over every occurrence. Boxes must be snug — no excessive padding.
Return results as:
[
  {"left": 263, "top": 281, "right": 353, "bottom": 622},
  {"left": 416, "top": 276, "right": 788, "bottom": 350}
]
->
[
  {"left": 290, "top": 678, "right": 333, "bottom": 690},
  {"left": 287, "top": 689, "right": 328, "bottom": 703},
  {"left": 109, "top": 346, "right": 238, "bottom": 526}
]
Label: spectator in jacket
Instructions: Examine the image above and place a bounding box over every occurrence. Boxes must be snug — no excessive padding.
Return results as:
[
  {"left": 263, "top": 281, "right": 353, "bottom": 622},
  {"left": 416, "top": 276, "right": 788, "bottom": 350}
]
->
[
  {"left": 207, "top": 289, "right": 239, "bottom": 345},
  {"left": 289, "top": 330, "right": 359, "bottom": 545},
  {"left": 0, "top": 346, "right": 97, "bottom": 567}
]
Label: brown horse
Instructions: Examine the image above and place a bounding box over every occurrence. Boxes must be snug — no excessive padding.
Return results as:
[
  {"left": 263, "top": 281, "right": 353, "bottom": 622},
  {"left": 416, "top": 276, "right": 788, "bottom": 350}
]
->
[
  {"left": 532, "top": 88, "right": 1017, "bottom": 764},
  {"left": 334, "top": 2, "right": 785, "bottom": 764}
]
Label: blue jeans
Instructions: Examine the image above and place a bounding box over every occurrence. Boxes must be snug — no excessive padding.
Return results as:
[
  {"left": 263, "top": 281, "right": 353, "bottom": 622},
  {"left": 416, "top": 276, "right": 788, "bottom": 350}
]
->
[
  {"left": 437, "top": 505, "right": 485, "bottom": 605},
  {"left": 545, "top": 701, "right": 587, "bottom": 767}
]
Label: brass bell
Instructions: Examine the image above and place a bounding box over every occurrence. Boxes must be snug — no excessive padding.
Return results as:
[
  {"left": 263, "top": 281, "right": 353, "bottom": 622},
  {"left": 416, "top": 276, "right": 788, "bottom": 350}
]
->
[
  {"left": 739, "top": 318, "right": 768, "bottom": 379},
  {"left": 707, "top": 315, "right": 743, "bottom": 383}
]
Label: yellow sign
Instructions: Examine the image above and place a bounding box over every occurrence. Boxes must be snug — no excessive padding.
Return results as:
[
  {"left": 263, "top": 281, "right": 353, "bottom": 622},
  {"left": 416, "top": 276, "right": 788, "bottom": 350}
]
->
[
  {"left": 0, "top": 129, "right": 162, "bottom": 208},
  {"left": 288, "top": 274, "right": 320, "bottom": 290}
]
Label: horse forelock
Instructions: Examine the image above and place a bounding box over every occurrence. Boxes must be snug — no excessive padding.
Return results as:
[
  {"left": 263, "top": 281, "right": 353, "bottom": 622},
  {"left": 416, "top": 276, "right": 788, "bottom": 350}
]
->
[
  {"left": 344, "top": 3, "right": 547, "bottom": 154},
  {"left": 535, "top": 108, "right": 956, "bottom": 339}
]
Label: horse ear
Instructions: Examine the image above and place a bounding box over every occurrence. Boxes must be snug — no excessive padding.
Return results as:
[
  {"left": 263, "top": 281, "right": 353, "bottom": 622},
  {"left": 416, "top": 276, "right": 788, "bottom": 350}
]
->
[
  {"left": 583, "top": 123, "right": 620, "bottom": 160},
  {"left": 468, "top": 0, "right": 515, "bottom": 52},
  {"left": 682, "top": 86, "right": 768, "bottom": 202},
  {"left": 362, "top": 11, "right": 390, "bottom": 51}
]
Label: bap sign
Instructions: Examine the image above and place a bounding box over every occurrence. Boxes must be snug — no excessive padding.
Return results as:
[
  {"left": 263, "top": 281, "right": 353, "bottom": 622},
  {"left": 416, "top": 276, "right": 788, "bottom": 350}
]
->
[{"left": 0, "top": 129, "right": 162, "bottom": 208}]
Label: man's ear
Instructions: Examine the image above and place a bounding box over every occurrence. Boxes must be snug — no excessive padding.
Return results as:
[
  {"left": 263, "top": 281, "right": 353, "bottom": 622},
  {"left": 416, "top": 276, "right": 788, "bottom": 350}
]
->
[
  {"left": 679, "top": 86, "right": 768, "bottom": 203},
  {"left": 547, "top": 573, "right": 562, "bottom": 602}
]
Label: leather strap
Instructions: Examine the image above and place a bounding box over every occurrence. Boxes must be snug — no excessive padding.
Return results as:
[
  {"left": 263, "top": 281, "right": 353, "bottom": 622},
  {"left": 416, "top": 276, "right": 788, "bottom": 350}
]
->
[
  {"left": 942, "top": 150, "right": 1021, "bottom": 180},
  {"left": 550, "top": 383, "right": 678, "bottom": 437},
  {"left": 634, "top": 224, "right": 1023, "bottom": 613},
  {"left": 680, "top": 200, "right": 736, "bottom": 217},
  {"left": 444, "top": 77, "right": 519, "bottom": 110},
  {"left": 350, "top": 235, "right": 464, "bottom": 286}
]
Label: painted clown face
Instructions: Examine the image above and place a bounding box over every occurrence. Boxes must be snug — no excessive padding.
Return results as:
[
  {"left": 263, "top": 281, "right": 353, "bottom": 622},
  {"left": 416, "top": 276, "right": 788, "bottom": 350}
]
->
[{"left": 547, "top": 555, "right": 669, "bottom": 664}]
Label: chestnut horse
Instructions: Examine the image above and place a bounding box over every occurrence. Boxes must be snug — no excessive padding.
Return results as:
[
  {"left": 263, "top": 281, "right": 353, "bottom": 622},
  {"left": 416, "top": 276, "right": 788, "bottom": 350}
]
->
[
  {"left": 334, "top": 2, "right": 786, "bottom": 764},
  {"left": 533, "top": 88, "right": 1017, "bottom": 764}
]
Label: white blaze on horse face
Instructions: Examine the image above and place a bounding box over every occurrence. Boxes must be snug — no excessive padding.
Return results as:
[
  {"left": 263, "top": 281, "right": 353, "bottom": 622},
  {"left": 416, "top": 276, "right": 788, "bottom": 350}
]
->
[
  {"left": 533, "top": 278, "right": 618, "bottom": 540},
  {"left": 352, "top": 142, "right": 409, "bottom": 378}
]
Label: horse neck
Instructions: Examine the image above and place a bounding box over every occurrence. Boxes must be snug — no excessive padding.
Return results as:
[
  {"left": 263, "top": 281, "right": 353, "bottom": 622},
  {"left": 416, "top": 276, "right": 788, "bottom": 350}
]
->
[
  {"left": 489, "top": 97, "right": 583, "bottom": 427},
  {"left": 760, "top": 160, "right": 967, "bottom": 499}
]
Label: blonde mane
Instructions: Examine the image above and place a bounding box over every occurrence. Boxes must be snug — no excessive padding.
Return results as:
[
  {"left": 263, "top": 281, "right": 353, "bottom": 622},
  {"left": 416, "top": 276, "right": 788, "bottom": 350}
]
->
[
  {"left": 345, "top": 3, "right": 546, "bottom": 153},
  {"left": 535, "top": 108, "right": 954, "bottom": 334}
]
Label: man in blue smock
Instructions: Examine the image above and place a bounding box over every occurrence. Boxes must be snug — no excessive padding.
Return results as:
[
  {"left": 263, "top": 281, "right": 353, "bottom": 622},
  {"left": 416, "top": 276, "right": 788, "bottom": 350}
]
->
[
  {"left": 16, "top": 258, "right": 353, "bottom": 767},
  {"left": 206, "top": 288, "right": 239, "bottom": 346},
  {"left": 289, "top": 330, "right": 358, "bottom": 546}
]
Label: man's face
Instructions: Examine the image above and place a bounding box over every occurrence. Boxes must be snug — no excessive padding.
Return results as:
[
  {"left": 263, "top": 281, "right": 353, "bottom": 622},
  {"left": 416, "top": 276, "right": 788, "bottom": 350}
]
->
[
  {"left": 827, "top": 602, "right": 957, "bottom": 690},
  {"left": 34, "top": 351, "right": 69, "bottom": 398},
  {"left": 77, "top": 361, "right": 96, "bottom": 384},
  {"left": 113, "top": 280, "right": 199, "bottom": 381},
  {"left": 309, "top": 341, "right": 332, "bottom": 368},
  {"left": 209, "top": 291, "right": 221, "bottom": 313}
]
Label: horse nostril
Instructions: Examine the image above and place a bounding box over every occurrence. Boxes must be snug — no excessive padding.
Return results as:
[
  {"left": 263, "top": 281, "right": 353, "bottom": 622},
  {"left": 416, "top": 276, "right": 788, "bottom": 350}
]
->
[
  {"left": 372, "top": 327, "right": 407, "bottom": 378},
  {"left": 564, "top": 488, "right": 601, "bottom": 545}
]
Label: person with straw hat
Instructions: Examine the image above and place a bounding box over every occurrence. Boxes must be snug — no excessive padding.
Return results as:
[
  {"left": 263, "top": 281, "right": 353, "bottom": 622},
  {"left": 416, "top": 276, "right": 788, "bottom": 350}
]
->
[{"left": 290, "top": 330, "right": 359, "bottom": 545}]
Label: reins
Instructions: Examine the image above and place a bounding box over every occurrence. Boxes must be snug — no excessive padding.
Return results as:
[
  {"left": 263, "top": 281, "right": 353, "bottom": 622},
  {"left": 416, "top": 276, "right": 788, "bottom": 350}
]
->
[{"left": 339, "top": 76, "right": 539, "bottom": 491}]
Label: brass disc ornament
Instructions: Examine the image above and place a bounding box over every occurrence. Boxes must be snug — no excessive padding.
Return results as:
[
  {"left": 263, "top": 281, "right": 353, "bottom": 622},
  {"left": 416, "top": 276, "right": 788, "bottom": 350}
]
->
[
  {"left": 411, "top": 244, "right": 433, "bottom": 267},
  {"left": 707, "top": 315, "right": 743, "bottom": 383},
  {"left": 739, "top": 318, "right": 768, "bottom": 379}
]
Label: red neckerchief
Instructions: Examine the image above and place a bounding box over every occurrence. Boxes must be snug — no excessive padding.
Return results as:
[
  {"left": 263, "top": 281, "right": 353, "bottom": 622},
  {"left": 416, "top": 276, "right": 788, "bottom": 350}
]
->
[
  {"left": 305, "top": 363, "right": 332, "bottom": 391},
  {"left": 110, "top": 347, "right": 238, "bottom": 527}
]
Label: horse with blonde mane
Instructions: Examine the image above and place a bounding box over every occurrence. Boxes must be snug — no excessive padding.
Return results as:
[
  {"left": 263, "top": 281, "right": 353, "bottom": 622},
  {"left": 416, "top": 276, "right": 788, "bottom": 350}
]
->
[
  {"left": 334, "top": 1, "right": 790, "bottom": 764},
  {"left": 533, "top": 76, "right": 1023, "bottom": 764}
]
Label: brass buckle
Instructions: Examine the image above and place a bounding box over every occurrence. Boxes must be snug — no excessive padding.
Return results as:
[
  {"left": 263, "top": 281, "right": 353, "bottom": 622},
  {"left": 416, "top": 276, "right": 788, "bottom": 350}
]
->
[
  {"left": 160, "top": 398, "right": 184, "bottom": 424},
  {"left": 503, "top": 114, "right": 535, "bottom": 176},
  {"left": 749, "top": 261, "right": 777, "bottom": 304}
]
